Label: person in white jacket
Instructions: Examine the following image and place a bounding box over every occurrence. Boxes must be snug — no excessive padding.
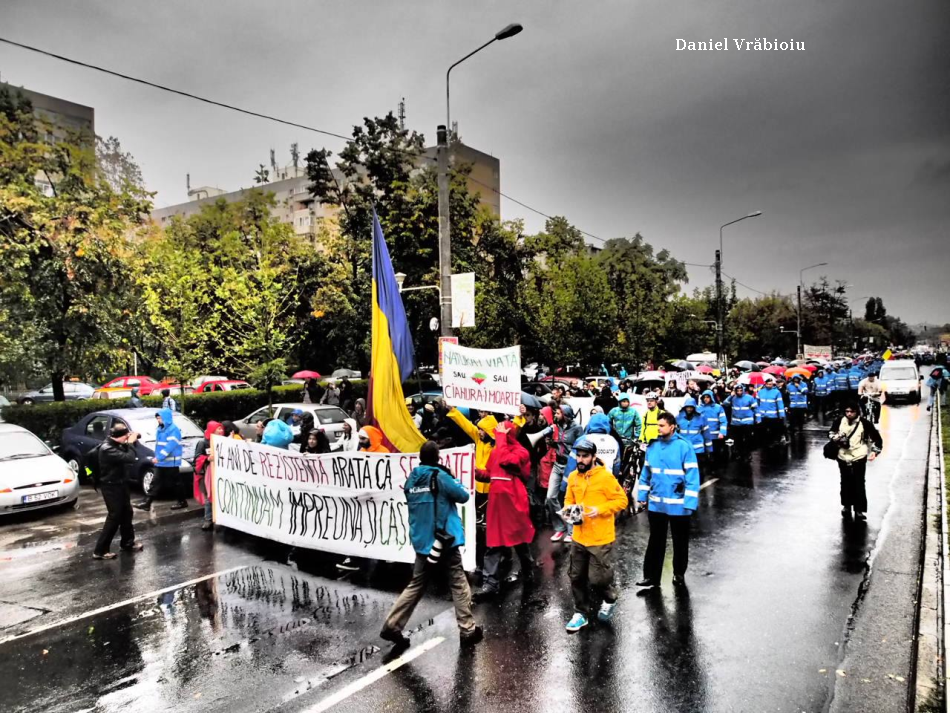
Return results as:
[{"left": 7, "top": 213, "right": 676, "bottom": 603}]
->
[{"left": 338, "top": 418, "right": 359, "bottom": 451}]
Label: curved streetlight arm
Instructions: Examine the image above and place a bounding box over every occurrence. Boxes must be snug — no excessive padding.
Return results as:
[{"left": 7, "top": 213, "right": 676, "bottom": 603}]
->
[
  {"left": 719, "top": 211, "right": 762, "bottom": 265},
  {"left": 447, "top": 37, "right": 498, "bottom": 132}
]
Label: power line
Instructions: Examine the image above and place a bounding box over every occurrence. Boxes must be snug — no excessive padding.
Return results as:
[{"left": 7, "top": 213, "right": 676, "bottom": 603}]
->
[{"left": 721, "top": 271, "right": 768, "bottom": 296}]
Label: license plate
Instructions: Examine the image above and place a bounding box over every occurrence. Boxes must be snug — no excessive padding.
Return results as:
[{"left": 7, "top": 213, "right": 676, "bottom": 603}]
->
[{"left": 22, "top": 490, "right": 58, "bottom": 504}]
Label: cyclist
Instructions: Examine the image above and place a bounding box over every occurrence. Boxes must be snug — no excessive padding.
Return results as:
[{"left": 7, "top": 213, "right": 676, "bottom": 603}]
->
[
  {"left": 640, "top": 393, "right": 662, "bottom": 444},
  {"left": 857, "top": 372, "right": 885, "bottom": 424},
  {"left": 607, "top": 393, "right": 643, "bottom": 445}
]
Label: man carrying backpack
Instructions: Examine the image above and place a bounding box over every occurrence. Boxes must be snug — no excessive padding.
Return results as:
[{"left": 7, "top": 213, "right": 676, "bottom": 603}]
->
[{"left": 92, "top": 422, "right": 144, "bottom": 560}]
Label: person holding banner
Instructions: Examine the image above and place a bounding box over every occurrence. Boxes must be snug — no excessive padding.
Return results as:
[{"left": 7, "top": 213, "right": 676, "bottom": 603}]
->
[{"left": 380, "top": 441, "right": 482, "bottom": 649}]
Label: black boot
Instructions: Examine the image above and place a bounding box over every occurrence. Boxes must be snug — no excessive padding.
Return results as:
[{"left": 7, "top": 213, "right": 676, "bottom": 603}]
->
[
  {"left": 133, "top": 499, "right": 152, "bottom": 512},
  {"left": 170, "top": 501, "right": 188, "bottom": 510}
]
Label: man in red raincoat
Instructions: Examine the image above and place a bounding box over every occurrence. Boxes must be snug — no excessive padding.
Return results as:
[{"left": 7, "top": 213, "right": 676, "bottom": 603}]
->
[{"left": 476, "top": 421, "right": 536, "bottom": 599}]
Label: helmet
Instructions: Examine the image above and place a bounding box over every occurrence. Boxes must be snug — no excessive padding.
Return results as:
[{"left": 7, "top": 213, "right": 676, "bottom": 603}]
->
[
  {"left": 646, "top": 392, "right": 659, "bottom": 401},
  {"left": 573, "top": 437, "right": 597, "bottom": 454}
]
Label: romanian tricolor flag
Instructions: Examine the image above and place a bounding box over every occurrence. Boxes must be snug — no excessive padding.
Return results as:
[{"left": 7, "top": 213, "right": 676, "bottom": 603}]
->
[{"left": 367, "top": 210, "right": 426, "bottom": 453}]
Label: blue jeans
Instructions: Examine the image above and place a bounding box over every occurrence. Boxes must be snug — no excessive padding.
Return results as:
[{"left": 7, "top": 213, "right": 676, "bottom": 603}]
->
[{"left": 545, "top": 462, "right": 573, "bottom": 535}]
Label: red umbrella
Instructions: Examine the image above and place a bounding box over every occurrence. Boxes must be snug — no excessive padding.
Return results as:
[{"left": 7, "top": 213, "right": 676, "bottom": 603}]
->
[
  {"left": 738, "top": 372, "right": 770, "bottom": 386},
  {"left": 696, "top": 364, "right": 715, "bottom": 374},
  {"left": 292, "top": 370, "right": 322, "bottom": 379},
  {"left": 763, "top": 365, "right": 785, "bottom": 376},
  {"left": 802, "top": 364, "right": 818, "bottom": 372}
]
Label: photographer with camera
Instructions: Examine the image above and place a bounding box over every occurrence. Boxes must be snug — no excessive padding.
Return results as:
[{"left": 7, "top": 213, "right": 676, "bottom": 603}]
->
[
  {"left": 380, "top": 441, "right": 482, "bottom": 650},
  {"left": 92, "top": 423, "right": 144, "bottom": 560},
  {"left": 827, "top": 400, "right": 882, "bottom": 522}
]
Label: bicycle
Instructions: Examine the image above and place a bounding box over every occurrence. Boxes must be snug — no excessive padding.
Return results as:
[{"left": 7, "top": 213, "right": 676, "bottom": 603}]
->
[{"left": 618, "top": 439, "right": 647, "bottom": 520}]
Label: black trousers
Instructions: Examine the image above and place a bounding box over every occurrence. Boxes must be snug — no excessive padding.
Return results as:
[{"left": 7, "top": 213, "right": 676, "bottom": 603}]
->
[
  {"left": 813, "top": 395, "right": 828, "bottom": 421},
  {"left": 95, "top": 483, "right": 135, "bottom": 555},
  {"left": 482, "top": 543, "right": 534, "bottom": 590},
  {"left": 789, "top": 408, "right": 806, "bottom": 431},
  {"left": 643, "top": 511, "right": 691, "bottom": 581},
  {"left": 838, "top": 458, "right": 868, "bottom": 513},
  {"left": 151, "top": 466, "right": 186, "bottom": 502},
  {"left": 731, "top": 425, "right": 753, "bottom": 457}
]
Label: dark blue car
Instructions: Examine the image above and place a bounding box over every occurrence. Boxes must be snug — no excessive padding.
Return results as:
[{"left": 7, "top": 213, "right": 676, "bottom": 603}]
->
[{"left": 60, "top": 408, "right": 202, "bottom": 495}]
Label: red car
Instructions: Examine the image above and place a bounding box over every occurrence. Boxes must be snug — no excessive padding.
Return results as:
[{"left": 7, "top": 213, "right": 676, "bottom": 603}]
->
[
  {"left": 137, "top": 381, "right": 194, "bottom": 397},
  {"left": 195, "top": 380, "right": 252, "bottom": 393},
  {"left": 101, "top": 375, "right": 160, "bottom": 389}
]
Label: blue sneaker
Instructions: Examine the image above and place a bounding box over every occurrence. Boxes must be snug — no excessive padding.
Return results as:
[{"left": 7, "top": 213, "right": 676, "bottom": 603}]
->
[
  {"left": 598, "top": 600, "right": 617, "bottom": 622},
  {"left": 565, "top": 612, "right": 588, "bottom": 632}
]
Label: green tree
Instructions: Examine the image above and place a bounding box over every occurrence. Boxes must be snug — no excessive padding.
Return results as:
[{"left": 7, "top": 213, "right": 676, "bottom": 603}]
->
[
  {"left": 726, "top": 294, "right": 797, "bottom": 360},
  {"left": 802, "top": 278, "right": 849, "bottom": 350},
  {"left": 0, "top": 86, "right": 151, "bottom": 399}
]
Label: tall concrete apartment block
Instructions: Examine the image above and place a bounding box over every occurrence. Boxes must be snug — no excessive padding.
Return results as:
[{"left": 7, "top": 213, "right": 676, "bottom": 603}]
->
[{"left": 152, "top": 141, "right": 501, "bottom": 240}]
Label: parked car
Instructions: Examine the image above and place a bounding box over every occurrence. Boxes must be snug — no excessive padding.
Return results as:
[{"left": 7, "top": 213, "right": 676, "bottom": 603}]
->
[
  {"left": 101, "top": 375, "right": 160, "bottom": 389},
  {"left": 92, "top": 387, "right": 134, "bottom": 400},
  {"left": 192, "top": 375, "right": 230, "bottom": 389},
  {"left": 233, "top": 403, "right": 350, "bottom": 448},
  {"left": 0, "top": 424, "right": 80, "bottom": 516},
  {"left": 195, "top": 380, "right": 252, "bottom": 393},
  {"left": 0, "top": 394, "right": 10, "bottom": 423},
  {"left": 878, "top": 360, "right": 922, "bottom": 403},
  {"left": 60, "top": 409, "right": 202, "bottom": 494},
  {"left": 137, "top": 382, "right": 195, "bottom": 397},
  {"left": 330, "top": 368, "right": 362, "bottom": 379},
  {"left": 17, "top": 381, "right": 96, "bottom": 405}
]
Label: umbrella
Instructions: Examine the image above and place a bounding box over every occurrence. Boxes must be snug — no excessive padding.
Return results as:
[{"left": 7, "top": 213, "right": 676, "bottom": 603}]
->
[
  {"left": 802, "top": 364, "right": 818, "bottom": 372},
  {"left": 696, "top": 364, "right": 715, "bottom": 374},
  {"left": 771, "top": 358, "right": 788, "bottom": 366},
  {"left": 521, "top": 392, "right": 544, "bottom": 409},
  {"left": 755, "top": 361, "right": 770, "bottom": 368},
  {"left": 732, "top": 360, "right": 759, "bottom": 372},
  {"left": 738, "top": 372, "right": 771, "bottom": 386},
  {"left": 292, "top": 370, "right": 322, "bottom": 380},
  {"left": 785, "top": 367, "right": 812, "bottom": 379},
  {"left": 763, "top": 365, "right": 786, "bottom": 376},
  {"left": 665, "top": 359, "right": 696, "bottom": 372}
]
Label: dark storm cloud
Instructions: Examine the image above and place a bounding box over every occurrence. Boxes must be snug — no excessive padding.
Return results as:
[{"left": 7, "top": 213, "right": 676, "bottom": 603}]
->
[{"left": 1, "top": 0, "right": 947, "bottom": 322}]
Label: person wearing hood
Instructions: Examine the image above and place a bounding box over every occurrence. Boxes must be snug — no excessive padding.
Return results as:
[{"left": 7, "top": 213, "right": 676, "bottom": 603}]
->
[
  {"left": 595, "top": 384, "right": 618, "bottom": 413},
  {"left": 697, "top": 390, "right": 728, "bottom": 469},
  {"left": 833, "top": 366, "right": 851, "bottom": 410},
  {"left": 787, "top": 375, "right": 809, "bottom": 433},
  {"left": 755, "top": 377, "right": 787, "bottom": 446},
  {"left": 477, "top": 422, "right": 537, "bottom": 599},
  {"left": 607, "top": 393, "right": 643, "bottom": 446},
  {"left": 724, "top": 384, "right": 757, "bottom": 461},
  {"left": 446, "top": 408, "right": 498, "bottom": 497},
  {"left": 540, "top": 403, "right": 584, "bottom": 543},
  {"left": 351, "top": 398, "right": 368, "bottom": 428},
  {"left": 128, "top": 387, "right": 143, "bottom": 408},
  {"left": 579, "top": 412, "right": 623, "bottom": 478},
  {"left": 194, "top": 421, "right": 223, "bottom": 530},
  {"left": 636, "top": 412, "right": 700, "bottom": 589},
  {"left": 812, "top": 369, "right": 833, "bottom": 423},
  {"left": 380, "top": 441, "right": 481, "bottom": 650},
  {"left": 301, "top": 430, "right": 331, "bottom": 454},
  {"left": 562, "top": 437, "right": 629, "bottom": 632},
  {"left": 675, "top": 397, "right": 707, "bottom": 463},
  {"left": 338, "top": 419, "right": 359, "bottom": 452},
  {"left": 829, "top": 400, "right": 883, "bottom": 521},
  {"left": 640, "top": 393, "right": 662, "bottom": 444},
  {"left": 358, "top": 425, "right": 390, "bottom": 453},
  {"left": 262, "top": 419, "right": 295, "bottom": 449},
  {"left": 515, "top": 404, "right": 549, "bottom": 522},
  {"left": 135, "top": 408, "right": 186, "bottom": 512},
  {"left": 295, "top": 411, "right": 316, "bottom": 448}
]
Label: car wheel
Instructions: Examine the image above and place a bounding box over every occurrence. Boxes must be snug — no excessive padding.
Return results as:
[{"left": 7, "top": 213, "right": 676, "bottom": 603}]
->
[
  {"left": 21, "top": 398, "right": 33, "bottom": 405},
  {"left": 66, "top": 454, "right": 85, "bottom": 482},
  {"left": 141, "top": 468, "right": 157, "bottom": 496}
]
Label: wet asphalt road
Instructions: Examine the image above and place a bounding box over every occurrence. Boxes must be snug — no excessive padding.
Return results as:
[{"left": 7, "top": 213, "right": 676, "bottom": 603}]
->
[{"left": 0, "top": 392, "right": 933, "bottom": 713}]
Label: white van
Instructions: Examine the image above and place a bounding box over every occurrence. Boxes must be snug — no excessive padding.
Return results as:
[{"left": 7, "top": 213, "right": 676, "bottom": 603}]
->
[{"left": 878, "top": 359, "right": 921, "bottom": 404}]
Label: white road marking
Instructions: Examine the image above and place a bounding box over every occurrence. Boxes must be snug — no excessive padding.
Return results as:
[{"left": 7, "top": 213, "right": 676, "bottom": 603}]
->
[
  {"left": 0, "top": 564, "right": 250, "bottom": 646},
  {"left": 701, "top": 478, "right": 719, "bottom": 490},
  {"left": 300, "top": 636, "right": 446, "bottom": 713}
]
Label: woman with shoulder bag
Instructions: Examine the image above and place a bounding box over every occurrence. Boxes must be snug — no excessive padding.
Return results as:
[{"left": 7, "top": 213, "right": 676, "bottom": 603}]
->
[{"left": 827, "top": 399, "right": 882, "bottom": 521}]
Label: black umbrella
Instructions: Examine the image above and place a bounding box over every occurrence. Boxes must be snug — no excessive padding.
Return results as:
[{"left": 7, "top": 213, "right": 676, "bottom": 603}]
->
[
  {"left": 521, "top": 392, "right": 544, "bottom": 409},
  {"left": 666, "top": 360, "right": 696, "bottom": 372},
  {"left": 733, "top": 360, "right": 760, "bottom": 372}
]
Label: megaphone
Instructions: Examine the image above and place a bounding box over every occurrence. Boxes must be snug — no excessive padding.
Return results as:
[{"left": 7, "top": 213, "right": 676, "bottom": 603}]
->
[{"left": 527, "top": 430, "right": 547, "bottom": 449}]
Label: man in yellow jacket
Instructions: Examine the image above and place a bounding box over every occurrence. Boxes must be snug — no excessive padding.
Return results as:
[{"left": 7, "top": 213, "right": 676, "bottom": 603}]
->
[
  {"left": 562, "top": 437, "right": 628, "bottom": 632},
  {"left": 640, "top": 393, "right": 661, "bottom": 444}
]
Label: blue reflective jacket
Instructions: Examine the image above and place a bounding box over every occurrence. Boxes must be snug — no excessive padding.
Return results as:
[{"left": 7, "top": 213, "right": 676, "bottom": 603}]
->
[
  {"left": 788, "top": 381, "right": 808, "bottom": 409},
  {"left": 404, "top": 464, "right": 469, "bottom": 555},
  {"left": 697, "top": 390, "right": 727, "bottom": 443},
  {"left": 676, "top": 403, "right": 707, "bottom": 454},
  {"left": 155, "top": 408, "right": 183, "bottom": 468},
  {"left": 813, "top": 374, "right": 832, "bottom": 397},
  {"left": 835, "top": 370, "right": 850, "bottom": 391},
  {"left": 725, "top": 393, "right": 758, "bottom": 426},
  {"left": 848, "top": 367, "right": 863, "bottom": 389},
  {"left": 638, "top": 434, "right": 700, "bottom": 516},
  {"left": 756, "top": 387, "right": 786, "bottom": 421}
]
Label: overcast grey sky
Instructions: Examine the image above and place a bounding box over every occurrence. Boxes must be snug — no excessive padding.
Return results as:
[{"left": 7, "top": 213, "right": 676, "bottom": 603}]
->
[{"left": 2, "top": 0, "right": 948, "bottom": 323}]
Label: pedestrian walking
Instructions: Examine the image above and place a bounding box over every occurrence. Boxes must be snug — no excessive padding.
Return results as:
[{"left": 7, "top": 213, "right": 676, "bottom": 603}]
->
[
  {"left": 128, "top": 387, "right": 143, "bottom": 408},
  {"left": 338, "top": 377, "right": 355, "bottom": 411},
  {"left": 379, "top": 441, "right": 482, "bottom": 649},
  {"left": 828, "top": 401, "right": 882, "bottom": 521},
  {"left": 541, "top": 404, "right": 583, "bottom": 543},
  {"left": 724, "top": 384, "right": 757, "bottom": 460},
  {"left": 787, "top": 375, "right": 808, "bottom": 432},
  {"left": 134, "top": 408, "right": 187, "bottom": 512},
  {"left": 675, "top": 397, "right": 708, "bottom": 465},
  {"left": 161, "top": 388, "right": 178, "bottom": 413},
  {"left": 812, "top": 369, "right": 832, "bottom": 423},
  {"left": 755, "top": 377, "right": 787, "bottom": 446},
  {"left": 321, "top": 382, "right": 341, "bottom": 406},
  {"left": 194, "top": 420, "right": 223, "bottom": 531},
  {"left": 697, "top": 390, "right": 727, "bottom": 469},
  {"left": 636, "top": 412, "right": 700, "bottom": 589},
  {"left": 563, "top": 437, "right": 628, "bottom": 632},
  {"left": 92, "top": 422, "right": 144, "bottom": 559},
  {"left": 305, "top": 377, "right": 324, "bottom": 405}
]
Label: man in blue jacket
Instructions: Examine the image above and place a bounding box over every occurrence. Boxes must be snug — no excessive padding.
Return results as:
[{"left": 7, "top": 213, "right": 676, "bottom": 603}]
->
[
  {"left": 380, "top": 441, "right": 481, "bottom": 649},
  {"left": 636, "top": 412, "right": 700, "bottom": 588},
  {"left": 697, "top": 390, "right": 727, "bottom": 469},
  {"left": 756, "top": 377, "right": 787, "bottom": 446},
  {"left": 812, "top": 368, "right": 832, "bottom": 423},
  {"left": 787, "top": 375, "right": 809, "bottom": 433},
  {"left": 834, "top": 366, "right": 851, "bottom": 410},
  {"left": 675, "top": 397, "right": 707, "bottom": 466},
  {"left": 135, "top": 408, "right": 187, "bottom": 511},
  {"left": 724, "top": 384, "right": 757, "bottom": 461}
]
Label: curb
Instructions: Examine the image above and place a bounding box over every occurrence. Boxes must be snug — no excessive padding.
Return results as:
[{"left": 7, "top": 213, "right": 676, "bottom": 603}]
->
[{"left": 914, "top": 403, "right": 946, "bottom": 711}]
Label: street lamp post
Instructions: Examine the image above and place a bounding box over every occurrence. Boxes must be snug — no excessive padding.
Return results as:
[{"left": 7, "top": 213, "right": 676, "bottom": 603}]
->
[
  {"left": 716, "top": 211, "right": 762, "bottom": 365},
  {"left": 797, "top": 262, "right": 828, "bottom": 359},
  {"left": 438, "top": 22, "right": 523, "bottom": 338}
]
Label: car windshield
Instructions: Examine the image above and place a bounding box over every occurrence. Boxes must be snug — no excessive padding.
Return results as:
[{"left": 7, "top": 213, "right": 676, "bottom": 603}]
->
[
  {"left": 883, "top": 368, "right": 918, "bottom": 381},
  {"left": 315, "top": 407, "right": 348, "bottom": 425},
  {"left": 125, "top": 413, "right": 204, "bottom": 441},
  {"left": 0, "top": 431, "right": 51, "bottom": 460}
]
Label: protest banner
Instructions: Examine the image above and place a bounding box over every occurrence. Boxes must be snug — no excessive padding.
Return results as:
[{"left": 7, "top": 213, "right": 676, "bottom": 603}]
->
[
  {"left": 211, "top": 438, "right": 477, "bottom": 571},
  {"left": 803, "top": 345, "right": 833, "bottom": 359},
  {"left": 441, "top": 343, "right": 522, "bottom": 416}
]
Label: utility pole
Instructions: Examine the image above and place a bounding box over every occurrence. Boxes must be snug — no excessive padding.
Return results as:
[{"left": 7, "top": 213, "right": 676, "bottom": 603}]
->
[
  {"left": 715, "top": 248, "right": 723, "bottom": 365},
  {"left": 436, "top": 125, "right": 452, "bottom": 337},
  {"left": 797, "top": 284, "right": 802, "bottom": 358}
]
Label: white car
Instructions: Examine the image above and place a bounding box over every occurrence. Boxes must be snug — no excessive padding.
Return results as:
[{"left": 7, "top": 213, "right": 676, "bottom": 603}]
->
[
  {"left": 878, "top": 360, "right": 922, "bottom": 403},
  {"left": 0, "top": 424, "right": 79, "bottom": 515},
  {"left": 233, "top": 403, "right": 351, "bottom": 449}
]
